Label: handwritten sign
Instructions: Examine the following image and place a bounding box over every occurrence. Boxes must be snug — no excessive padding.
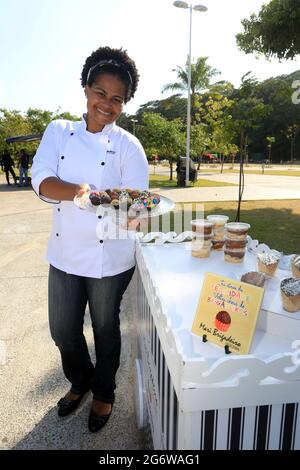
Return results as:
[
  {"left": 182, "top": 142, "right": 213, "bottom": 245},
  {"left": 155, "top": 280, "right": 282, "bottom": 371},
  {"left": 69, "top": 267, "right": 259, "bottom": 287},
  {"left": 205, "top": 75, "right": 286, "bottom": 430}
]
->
[{"left": 192, "top": 272, "right": 264, "bottom": 355}]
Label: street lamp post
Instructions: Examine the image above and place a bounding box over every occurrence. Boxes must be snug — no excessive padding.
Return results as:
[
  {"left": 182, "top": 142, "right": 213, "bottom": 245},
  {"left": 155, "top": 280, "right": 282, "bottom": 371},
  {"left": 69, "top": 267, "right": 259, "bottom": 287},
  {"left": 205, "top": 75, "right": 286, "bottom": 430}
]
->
[
  {"left": 173, "top": 1, "right": 207, "bottom": 187},
  {"left": 131, "top": 119, "right": 138, "bottom": 136}
]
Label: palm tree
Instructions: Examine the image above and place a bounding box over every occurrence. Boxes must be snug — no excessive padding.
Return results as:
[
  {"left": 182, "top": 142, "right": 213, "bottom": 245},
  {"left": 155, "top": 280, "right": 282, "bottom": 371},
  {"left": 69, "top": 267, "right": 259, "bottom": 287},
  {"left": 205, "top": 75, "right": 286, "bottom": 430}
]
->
[{"left": 161, "top": 56, "right": 219, "bottom": 124}]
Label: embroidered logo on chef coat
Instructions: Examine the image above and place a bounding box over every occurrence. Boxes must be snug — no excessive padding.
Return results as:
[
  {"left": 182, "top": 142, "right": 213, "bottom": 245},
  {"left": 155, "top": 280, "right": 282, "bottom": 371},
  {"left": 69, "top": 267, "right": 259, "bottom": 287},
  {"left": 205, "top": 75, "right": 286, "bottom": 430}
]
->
[{"left": 106, "top": 139, "right": 116, "bottom": 155}]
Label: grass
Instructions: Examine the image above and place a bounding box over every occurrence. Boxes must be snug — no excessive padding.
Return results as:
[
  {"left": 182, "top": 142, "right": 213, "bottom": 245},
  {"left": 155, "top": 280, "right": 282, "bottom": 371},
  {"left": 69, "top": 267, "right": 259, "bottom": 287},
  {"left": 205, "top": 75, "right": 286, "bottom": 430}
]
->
[
  {"left": 149, "top": 174, "right": 236, "bottom": 188},
  {"left": 144, "top": 199, "right": 300, "bottom": 254}
]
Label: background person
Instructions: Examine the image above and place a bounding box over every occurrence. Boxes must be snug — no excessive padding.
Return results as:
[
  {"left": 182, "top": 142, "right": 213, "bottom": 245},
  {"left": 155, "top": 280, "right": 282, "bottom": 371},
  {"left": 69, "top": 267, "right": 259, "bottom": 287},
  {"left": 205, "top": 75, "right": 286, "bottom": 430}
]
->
[
  {"left": 18, "top": 149, "right": 29, "bottom": 186},
  {"left": 31, "top": 46, "right": 148, "bottom": 433},
  {"left": 1, "top": 151, "right": 17, "bottom": 185}
]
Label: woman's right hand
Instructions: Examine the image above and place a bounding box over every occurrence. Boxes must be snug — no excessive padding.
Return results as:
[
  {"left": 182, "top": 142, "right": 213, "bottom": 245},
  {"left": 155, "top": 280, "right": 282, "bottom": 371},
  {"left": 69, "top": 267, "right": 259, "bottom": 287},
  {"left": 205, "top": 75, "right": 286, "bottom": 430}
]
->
[{"left": 76, "top": 183, "right": 91, "bottom": 196}]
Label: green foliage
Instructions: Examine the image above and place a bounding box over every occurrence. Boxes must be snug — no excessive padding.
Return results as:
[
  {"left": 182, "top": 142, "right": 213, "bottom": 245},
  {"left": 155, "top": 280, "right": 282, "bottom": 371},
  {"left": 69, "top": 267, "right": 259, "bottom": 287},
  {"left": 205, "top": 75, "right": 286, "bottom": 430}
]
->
[
  {"left": 137, "top": 96, "right": 186, "bottom": 122},
  {"left": 190, "top": 125, "right": 209, "bottom": 158},
  {"left": 116, "top": 112, "right": 138, "bottom": 133},
  {"left": 236, "top": 0, "right": 300, "bottom": 60},
  {"left": 139, "top": 113, "right": 185, "bottom": 179},
  {"left": 139, "top": 112, "right": 185, "bottom": 160}
]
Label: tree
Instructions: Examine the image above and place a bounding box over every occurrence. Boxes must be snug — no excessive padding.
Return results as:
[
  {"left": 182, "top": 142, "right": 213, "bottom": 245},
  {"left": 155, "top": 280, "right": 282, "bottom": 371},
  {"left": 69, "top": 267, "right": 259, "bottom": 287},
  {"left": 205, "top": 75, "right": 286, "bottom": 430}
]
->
[
  {"left": 137, "top": 96, "right": 186, "bottom": 122},
  {"left": 161, "top": 56, "right": 219, "bottom": 124},
  {"left": 190, "top": 124, "right": 209, "bottom": 161},
  {"left": 138, "top": 113, "right": 185, "bottom": 180},
  {"left": 236, "top": 0, "right": 300, "bottom": 60},
  {"left": 285, "top": 124, "right": 299, "bottom": 162},
  {"left": 116, "top": 112, "right": 138, "bottom": 133},
  {"left": 0, "top": 109, "right": 32, "bottom": 157},
  {"left": 230, "top": 73, "right": 267, "bottom": 164},
  {"left": 26, "top": 108, "right": 53, "bottom": 134}
]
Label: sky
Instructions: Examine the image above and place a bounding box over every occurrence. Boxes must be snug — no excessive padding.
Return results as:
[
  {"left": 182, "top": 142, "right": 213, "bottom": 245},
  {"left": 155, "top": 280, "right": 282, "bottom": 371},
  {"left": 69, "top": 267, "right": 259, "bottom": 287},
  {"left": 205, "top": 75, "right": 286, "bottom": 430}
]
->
[{"left": 1, "top": 0, "right": 300, "bottom": 117}]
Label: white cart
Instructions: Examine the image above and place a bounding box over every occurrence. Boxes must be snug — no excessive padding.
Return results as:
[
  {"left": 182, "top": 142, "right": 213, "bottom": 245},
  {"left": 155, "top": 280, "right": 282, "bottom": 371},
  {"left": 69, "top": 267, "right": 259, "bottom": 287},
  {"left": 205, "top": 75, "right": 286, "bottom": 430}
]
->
[{"left": 131, "top": 234, "right": 300, "bottom": 450}]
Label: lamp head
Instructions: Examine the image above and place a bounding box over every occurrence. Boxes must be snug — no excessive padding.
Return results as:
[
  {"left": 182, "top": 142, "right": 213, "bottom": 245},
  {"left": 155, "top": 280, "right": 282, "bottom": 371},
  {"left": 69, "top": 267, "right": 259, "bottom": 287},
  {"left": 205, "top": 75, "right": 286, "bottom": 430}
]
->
[
  {"left": 174, "top": 1, "right": 189, "bottom": 9},
  {"left": 193, "top": 4, "right": 207, "bottom": 12}
]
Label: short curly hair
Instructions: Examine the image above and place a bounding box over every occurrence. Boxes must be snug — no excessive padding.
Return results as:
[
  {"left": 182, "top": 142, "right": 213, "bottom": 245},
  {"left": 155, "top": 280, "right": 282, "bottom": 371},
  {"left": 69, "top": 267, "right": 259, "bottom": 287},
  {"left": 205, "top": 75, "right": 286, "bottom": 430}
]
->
[{"left": 81, "top": 46, "right": 139, "bottom": 103}]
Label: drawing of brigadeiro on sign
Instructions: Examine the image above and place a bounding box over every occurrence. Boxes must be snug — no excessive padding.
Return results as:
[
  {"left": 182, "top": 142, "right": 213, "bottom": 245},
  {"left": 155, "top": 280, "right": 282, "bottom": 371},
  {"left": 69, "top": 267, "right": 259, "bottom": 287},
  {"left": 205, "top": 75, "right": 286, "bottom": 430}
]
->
[{"left": 214, "top": 310, "right": 231, "bottom": 332}]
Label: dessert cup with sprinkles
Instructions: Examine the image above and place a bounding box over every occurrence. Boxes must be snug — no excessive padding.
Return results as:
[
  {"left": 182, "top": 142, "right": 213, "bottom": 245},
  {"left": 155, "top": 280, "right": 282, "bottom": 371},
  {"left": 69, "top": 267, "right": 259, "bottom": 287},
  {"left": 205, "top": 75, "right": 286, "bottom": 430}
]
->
[
  {"left": 257, "top": 252, "right": 280, "bottom": 276},
  {"left": 280, "top": 277, "right": 300, "bottom": 312}
]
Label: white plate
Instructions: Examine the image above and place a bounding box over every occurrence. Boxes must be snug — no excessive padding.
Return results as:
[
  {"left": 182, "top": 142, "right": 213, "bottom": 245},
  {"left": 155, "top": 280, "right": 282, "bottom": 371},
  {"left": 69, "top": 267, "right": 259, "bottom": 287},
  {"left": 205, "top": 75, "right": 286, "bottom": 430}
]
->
[{"left": 73, "top": 193, "right": 175, "bottom": 219}]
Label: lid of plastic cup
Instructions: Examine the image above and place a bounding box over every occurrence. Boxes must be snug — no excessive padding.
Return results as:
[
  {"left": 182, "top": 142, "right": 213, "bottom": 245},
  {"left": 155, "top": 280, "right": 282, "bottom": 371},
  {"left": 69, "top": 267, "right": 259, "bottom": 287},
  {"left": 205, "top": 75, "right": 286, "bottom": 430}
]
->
[
  {"left": 190, "top": 219, "right": 213, "bottom": 227},
  {"left": 225, "top": 222, "right": 250, "bottom": 231},
  {"left": 206, "top": 214, "right": 229, "bottom": 223}
]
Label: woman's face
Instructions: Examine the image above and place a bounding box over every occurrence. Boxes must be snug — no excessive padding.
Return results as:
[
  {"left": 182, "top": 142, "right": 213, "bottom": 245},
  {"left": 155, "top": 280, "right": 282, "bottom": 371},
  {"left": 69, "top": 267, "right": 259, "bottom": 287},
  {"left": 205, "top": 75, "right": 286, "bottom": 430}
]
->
[{"left": 85, "top": 72, "right": 126, "bottom": 132}]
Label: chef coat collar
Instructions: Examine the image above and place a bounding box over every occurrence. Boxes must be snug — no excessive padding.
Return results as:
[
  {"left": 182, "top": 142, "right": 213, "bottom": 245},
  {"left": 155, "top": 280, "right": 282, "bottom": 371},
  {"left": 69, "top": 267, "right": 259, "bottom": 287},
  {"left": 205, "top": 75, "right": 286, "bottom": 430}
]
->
[{"left": 80, "top": 114, "right": 115, "bottom": 135}]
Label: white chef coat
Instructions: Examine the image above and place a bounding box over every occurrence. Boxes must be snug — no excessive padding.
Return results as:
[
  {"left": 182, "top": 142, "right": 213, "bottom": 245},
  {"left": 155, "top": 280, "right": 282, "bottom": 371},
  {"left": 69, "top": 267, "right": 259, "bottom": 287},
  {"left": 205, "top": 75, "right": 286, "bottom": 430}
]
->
[{"left": 31, "top": 117, "right": 149, "bottom": 278}]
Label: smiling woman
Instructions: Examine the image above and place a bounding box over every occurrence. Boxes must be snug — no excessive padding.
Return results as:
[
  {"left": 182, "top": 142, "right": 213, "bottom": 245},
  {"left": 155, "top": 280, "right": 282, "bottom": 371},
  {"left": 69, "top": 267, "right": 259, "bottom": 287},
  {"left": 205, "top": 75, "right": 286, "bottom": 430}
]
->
[
  {"left": 30, "top": 46, "right": 148, "bottom": 434},
  {"left": 81, "top": 47, "right": 138, "bottom": 133}
]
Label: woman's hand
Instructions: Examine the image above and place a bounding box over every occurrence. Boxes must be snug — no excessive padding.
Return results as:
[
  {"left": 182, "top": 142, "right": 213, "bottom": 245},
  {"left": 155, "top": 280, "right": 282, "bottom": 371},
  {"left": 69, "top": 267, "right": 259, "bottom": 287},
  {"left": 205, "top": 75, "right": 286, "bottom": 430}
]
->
[{"left": 76, "top": 183, "right": 91, "bottom": 196}]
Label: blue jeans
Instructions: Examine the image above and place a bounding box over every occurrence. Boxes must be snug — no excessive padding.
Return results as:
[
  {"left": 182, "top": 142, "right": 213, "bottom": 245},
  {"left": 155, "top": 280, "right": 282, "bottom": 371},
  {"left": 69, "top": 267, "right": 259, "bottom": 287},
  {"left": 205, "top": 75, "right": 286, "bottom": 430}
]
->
[
  {"left": 48, "top": 265, "right": 134, "bottom": 403},
  {"left": 19, "top": 166, "right": 28, "bottom": 186}
]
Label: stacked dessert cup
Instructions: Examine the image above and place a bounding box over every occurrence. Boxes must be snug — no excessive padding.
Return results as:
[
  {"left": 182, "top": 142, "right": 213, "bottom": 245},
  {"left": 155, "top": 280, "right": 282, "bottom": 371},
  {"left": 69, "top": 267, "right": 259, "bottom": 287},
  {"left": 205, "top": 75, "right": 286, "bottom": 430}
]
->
[
  {"left": 190, "top": 219, "right": 213, "bottom": 258},
  {"left": 206, "top": 214, "right": 229, "bottom": 251},
  {"left": 224, "top": 222, "right": 250, "bottom": 263}
]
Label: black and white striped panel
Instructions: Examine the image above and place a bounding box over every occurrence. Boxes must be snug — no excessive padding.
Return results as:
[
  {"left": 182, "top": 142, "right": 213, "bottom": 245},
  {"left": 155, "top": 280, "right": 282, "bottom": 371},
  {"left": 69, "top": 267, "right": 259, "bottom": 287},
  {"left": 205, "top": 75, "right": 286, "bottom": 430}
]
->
[
  {"left": 198, "top": 404, "right": 299, "bottom": 450},
  {"left": 279, "top": 403, "right": 299, "bottom": 450},
  {"left": 137, "top": 271, "right": 179, "bottom": 450}
]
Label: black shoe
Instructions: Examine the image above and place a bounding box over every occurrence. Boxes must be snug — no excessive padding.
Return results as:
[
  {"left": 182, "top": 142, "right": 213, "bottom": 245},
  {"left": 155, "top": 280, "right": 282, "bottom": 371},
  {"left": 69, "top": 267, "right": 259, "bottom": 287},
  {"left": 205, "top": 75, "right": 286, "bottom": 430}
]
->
[
  {"left": 88, "top": 406, "right": 113, "bottom": 433},
  {"left": 57, "top": 392, "right": 87, "bottom": 417}
]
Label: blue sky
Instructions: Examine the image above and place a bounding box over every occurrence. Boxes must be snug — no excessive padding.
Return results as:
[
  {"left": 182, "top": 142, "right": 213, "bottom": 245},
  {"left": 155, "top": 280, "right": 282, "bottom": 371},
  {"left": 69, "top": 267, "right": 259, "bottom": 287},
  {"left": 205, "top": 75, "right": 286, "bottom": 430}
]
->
[{"left": 1, "top": 0, "right": 300, "bottom": 117}]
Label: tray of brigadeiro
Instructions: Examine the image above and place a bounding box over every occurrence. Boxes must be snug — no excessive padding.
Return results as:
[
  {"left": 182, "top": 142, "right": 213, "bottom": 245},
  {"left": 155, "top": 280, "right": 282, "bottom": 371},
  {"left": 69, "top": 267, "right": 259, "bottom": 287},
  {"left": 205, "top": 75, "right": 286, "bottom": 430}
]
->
[{"left": 74, "top": 188, "right": 174, "bottom": 219}]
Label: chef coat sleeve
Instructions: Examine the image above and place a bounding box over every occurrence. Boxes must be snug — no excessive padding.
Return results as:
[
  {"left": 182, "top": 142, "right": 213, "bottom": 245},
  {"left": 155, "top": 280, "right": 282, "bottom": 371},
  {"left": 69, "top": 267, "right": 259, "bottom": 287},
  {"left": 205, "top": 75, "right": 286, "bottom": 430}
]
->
[
  {"left": 121, "top": 138, "right": 149, "bottom": 190},
  {"left": 31, "top": 121, "right": 60, "bottom": 203}
]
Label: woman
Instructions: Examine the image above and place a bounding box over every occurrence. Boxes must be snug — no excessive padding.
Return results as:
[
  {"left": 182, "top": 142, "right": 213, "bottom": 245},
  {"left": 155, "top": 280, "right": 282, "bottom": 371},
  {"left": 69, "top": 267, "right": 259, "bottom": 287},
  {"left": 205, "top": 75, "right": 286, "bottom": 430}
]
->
[{"left": 31, "top": 46, "right": 148, "bottom": 433}]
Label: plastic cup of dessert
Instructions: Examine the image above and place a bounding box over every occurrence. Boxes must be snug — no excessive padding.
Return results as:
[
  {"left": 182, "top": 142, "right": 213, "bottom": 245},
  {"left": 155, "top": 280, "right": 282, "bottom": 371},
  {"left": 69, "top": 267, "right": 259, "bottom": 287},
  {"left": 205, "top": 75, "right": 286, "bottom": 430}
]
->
[
  {"left": 257, "top": 252, "right": 280, "bottom": 276},
  {"left": 280, "top": 277, "right": 300, "bottom": 312},
  {"left": 191, "top": 239, "right": 212, "bottom": 258},
  {"left": 224, "top": 238, "right": 247, "bottom": 263},
  {"left": 207, "top": 215, "right": 229, "bottom": 243},
  {"left": 206, "top": 214, "right": 229, "bottom": 228},
  {"left": 191, "top": 219, "right": 213, "bottom": 235},
  {"left": 225, "top": 222, "right": 250, "bottom": 240},
  {"left": 212, "top": 239, "right": 226, "bottom": 251}
]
